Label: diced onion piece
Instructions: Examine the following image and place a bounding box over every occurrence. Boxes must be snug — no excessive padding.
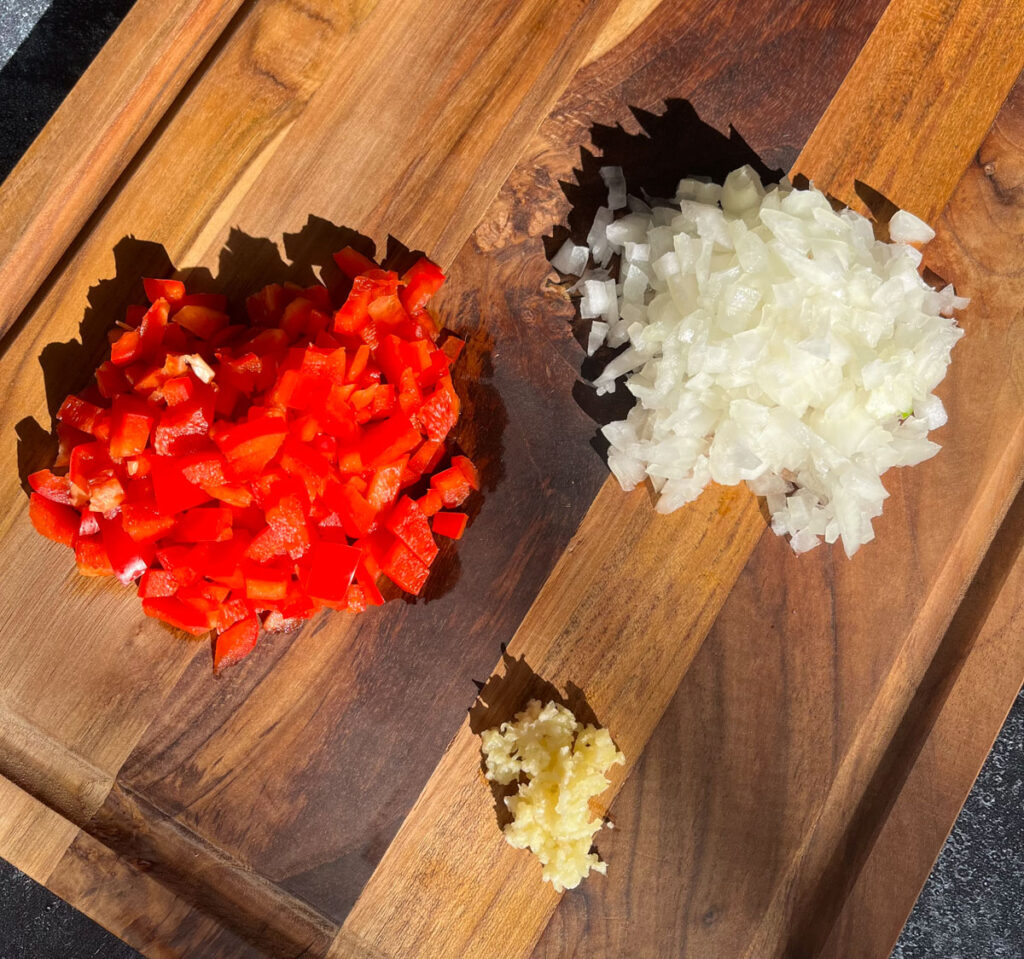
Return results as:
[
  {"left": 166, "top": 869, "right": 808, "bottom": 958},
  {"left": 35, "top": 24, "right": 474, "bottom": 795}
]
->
[
  {"left": 182, "top": 354, "right": 215, "bottom": 383},
  {"left": 581, "top": 166, "right": 965, "bottom": 557},
  {"left": 587, "top": 321, "right": 609, "bottom": 355},
  {"left": 580, "top": 279, "right": 610, "bottom": 319},
  {"left": 889, "top": 209, "right": 936, "bottom": 245},
  {"left": 551, "top": 239, "right": 590, "bottom": 277},
  {"left": 587, "top": 207, "right": 615, "bottom": 267},
  {"left": 600, "top": 165, "right": 628, "bottom": 211}
]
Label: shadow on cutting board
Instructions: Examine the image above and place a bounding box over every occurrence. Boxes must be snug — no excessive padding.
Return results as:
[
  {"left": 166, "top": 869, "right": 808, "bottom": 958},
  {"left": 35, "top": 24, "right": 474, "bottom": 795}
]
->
[
  {"left": 544, "top": 97, "right": 785, "bottom": 464},
  {"left": 469, "top": 646, "right": 603, "bottom": 831},
  {"left": 15, "top": 214, "right": 504, "bottom": 611}
]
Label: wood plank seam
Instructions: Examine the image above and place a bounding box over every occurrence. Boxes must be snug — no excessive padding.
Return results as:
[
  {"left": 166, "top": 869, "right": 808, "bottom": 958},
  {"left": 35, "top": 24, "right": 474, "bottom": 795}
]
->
[
  {"left": 0, "top": 691, "right": 341, "bottom": 955},
  {"left": 810, "top": 480, "right": 1024, "bottom": 958},
  {"left": 743, "top": 386, "right": 1024, "bottom": 958},
  {"left": 819, "top": 481, "right": 1024, "bottom": 958}
]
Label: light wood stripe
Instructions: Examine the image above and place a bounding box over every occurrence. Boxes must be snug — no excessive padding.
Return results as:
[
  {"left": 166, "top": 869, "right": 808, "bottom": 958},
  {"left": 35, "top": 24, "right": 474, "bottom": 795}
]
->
[{"left": 0, "top": 0, "right": 245, "bottom": 339}]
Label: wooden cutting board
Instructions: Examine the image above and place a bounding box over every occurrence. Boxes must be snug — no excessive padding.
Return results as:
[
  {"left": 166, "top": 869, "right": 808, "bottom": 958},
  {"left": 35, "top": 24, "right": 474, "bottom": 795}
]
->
[{"left": 0, "top": 1, "right": 1022, "bottom": 957}]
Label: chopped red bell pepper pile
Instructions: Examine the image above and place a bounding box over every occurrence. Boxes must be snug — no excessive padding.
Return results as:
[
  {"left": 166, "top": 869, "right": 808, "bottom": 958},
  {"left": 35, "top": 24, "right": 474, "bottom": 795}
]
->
[{"left": 27, "top": 248, "right": 478, "bottom": 671}]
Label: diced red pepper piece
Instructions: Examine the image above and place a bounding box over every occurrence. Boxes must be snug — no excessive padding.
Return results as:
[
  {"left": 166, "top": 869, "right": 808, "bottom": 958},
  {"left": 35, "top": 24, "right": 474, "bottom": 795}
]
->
[
  {"left": 332, "top": 246, "right": 378, "bottom": 279},
  {"left": 246, "top": 523, "right": 290, "bottom": 563},
  {"left": 174, "top": 305, "right": 229, "bottom": 339},
  {"left": 432, "top": 511, "right": 468, "bottom": 540},
  {"left": 302, "top": 541, "right": 360, "bottom": 604},
  {"left": 418, "top": 349, "right": 452, "bottom": 388},
  {"left": 162, "top": 324, "right": 189, "bottom": 352},
  {"left": 359, "top": 413, "right": 422, "bottom": 469},
  {"left": 109, "top": 395, "right": 155, "bottom": 460},
  {"left": 280, "top": 297, "right": 313, "bottom": 339},
  {"left": 430, "top": 465, "right": 473, "bottom": 508},
  {"left": 122, "top": 501, "right": 177, "bottom": 542},
  {"left": 75, "top": 533, "right": 113, "bottom": 576},
  {"left": 68, "top": 442, "right": 125, "bottom": 512},
  {"left": 178, "top": 581, "right": 231, "bottom": 607},
  {"left": 243, "top": 562, "right": 289, "bottom": 602},
  {"left": 325, "top": 347, "right": 346, "bottom": 384},
  {"left": 345, "top": 344, "right": 371, "bottom": 382},
  {"left": 407, "top": 440, "right": 445, "bottom": 478},
  {"left": 451, "top": 454, "right": 480, "bottom": 490},
  {"left": 155, "top": 375, "right": 195, "bottom": 407},
  {"left": 397, "top": 368, "right": 422, "bottom": 416},
  {"left": 218, "top": 352, "right": 263, "bottom": 395},
  {"left": 333, "top": 275, "right": 373, "bottom": 334},
  {"left": 349, "top": 385, "right": 376, "bottom": 412},
  {"left": 179, "top": 292, "right": 228, "bottom": 312},
  {"left": 417, "top": 488, "right": 444, "bottom": 517},
  {"left": 210, "top": 594, "right": 251, "bottom": 631},
  {"left": 95, "top": 361, "right": 130, "bottom": 399},
  {"left": 142, "top": 596, "right": 210, "bottom": 636},
  {"left": 214, "top": 615, "right": 260, "bottom": 672},
  {"left": 278, "top": 436, "right": 331, "bottom": 500},
  {"left": 355, "top": 555, "right": 384, "bottom": 606},
  {"left": 385, "top": 496, "right": 438, "bottom": 565},
  {"left": 266, "top": 486, "right": 310, "bottom": 555},
  {"left": 203, "top": 537, "right": 250, "bottom": 588},
  {"left": 214, "top": 416, "right": 287, "bottom": 478},
  {"left": 322, "top": 480, "right": 377, "bottom": 539},
  {"left": 401, "top": 337, "right": 434, "bottom": 375},
  {"left": 90, "top": 472, "right": 126, "bottom": 513},
  {"left": 57, "top": 395, "right": 107, "bottom": 437},
  {"left": 122, "top": 360, "right": 165, "bottom": 393},
  {"left": 28, "top": 493, "right": 78, "bottom": 547},
  {"left": 366, "top": 460, "right": 406, "bottom": 513},
  {"left": 173, "top": 506, "right": 233, "bottom": 543},
  {"left": 178, "top": 450, "right": 228, "bottom": 487},
  {"left": 374, "top": 333, "right": 404, "bottom": 385},
  {"left": 136, "top": 299, "right": 170, "bottom": 359},
  {"left": 78, "top": 511, "right": 100, "bottom": 537},
  {"left": 368, "top": 294, "right": 410, "bottom": 330},
  {"left": 153, "top": 392, "right": 213, "bottom": 457},
  {"left": 155, "top": 544, "right": 205, "bottom": 586},
  {"left": 344, "top": 583, "right": 368, "bottom": 613},
  {"left": 97, "top": 514, "right": 153, "bottom": 585},
  {"left": 28, "top": 469, "right": 77, "bottom": 506},
  {"left": 380, "top": 536, "right": 430, "bottom": 595},
  {"left": 150, "top": 455, "right": 212, "bottom": 514},
  {"left": 203, "top": 483, "right": 252, "bottom": 508},
  {"left": 138, "top": 569, "right": 180, "bottom": 598},
  {"left": 111, "top": 329, "right": 142, "bottom": 366},
  {"left": 400, "top": 257, "right": 446, "bottom": 312},
  {"left": 143, "top": 277, "right": 185, "bottom": 304},
  {"left": 68, "top": 440, "right": 110, "bottom": 490},
  {"left": 417, "top": 386, "right": 458, "bottom": 441}
]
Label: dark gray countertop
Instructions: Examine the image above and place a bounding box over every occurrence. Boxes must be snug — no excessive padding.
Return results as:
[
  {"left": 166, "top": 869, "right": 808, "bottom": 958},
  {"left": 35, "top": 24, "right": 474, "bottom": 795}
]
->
[{"left": 1, "top": 3, "right": 1023, "bottom": 957}]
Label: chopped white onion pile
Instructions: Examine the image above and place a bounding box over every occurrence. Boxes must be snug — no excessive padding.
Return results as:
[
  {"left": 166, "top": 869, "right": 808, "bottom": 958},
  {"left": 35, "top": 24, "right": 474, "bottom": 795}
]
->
[{"left": 553, "top": 165, "right": 967, "bottom": 556}]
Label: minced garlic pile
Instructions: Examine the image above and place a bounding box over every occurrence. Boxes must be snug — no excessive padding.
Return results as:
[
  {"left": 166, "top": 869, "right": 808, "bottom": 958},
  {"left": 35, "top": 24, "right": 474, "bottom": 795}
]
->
[{"left": 481, "top": 699, "right": 624, "bottom": 892}]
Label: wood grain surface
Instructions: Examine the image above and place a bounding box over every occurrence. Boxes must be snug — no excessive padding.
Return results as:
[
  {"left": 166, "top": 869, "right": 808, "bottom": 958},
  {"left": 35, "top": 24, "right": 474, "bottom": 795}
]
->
[
  {"left": 795, "top": 0, "right": 1024, "bottom": 220},
  {"left": 0, "top": 0, "right": 244, "bottom": 338},
  {"left": 533, "top": 54, "right": 1024, "bottom": 959},
  {"left": 0, "top": 0, "right": 1022, "bottom": 956},
  {"left": 818, "top": 83, "right": 1024, "bottom": 958},
  {"left": 334, "top": 481, "right": 763, "bottom": 959},
  {"left": 0, "top": 0, "right": 634, "bottom": 953}
]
